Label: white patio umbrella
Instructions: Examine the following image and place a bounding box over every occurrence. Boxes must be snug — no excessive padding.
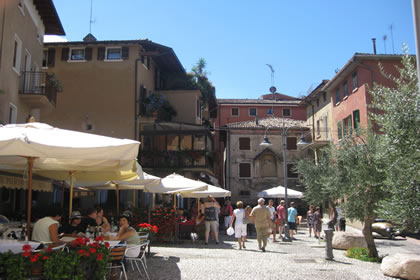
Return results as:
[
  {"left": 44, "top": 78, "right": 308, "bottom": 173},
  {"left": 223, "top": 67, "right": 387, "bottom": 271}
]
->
[
  {"left": 182, "top": 185, "right": 231, "bottom": 198},
  {"left": 144, "top": 173, "right": 208, "bottom": 194},
  {"left": 257, "top": 186, "right": 304, "bottom": 199},
  {"left": 0, "top": 122, "right": 140, "bottom": 235}
]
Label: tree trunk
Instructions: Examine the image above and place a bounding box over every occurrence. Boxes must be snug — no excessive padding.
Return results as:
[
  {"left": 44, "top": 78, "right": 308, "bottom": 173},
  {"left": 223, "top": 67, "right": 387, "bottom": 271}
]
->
[{"left": 362, "top": 217, "right": 378, "bottom": 258}]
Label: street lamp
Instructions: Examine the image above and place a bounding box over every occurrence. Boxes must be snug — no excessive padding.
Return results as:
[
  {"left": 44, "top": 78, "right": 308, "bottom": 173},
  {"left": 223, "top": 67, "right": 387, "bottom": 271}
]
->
[{"left": 260, "top": 122, "right": 308, "bottom": 242}]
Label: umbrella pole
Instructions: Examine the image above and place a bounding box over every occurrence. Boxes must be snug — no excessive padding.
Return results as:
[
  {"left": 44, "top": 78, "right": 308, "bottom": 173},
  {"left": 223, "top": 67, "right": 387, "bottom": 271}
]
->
[
  {"left": 69, "top": 172, "right": 75, "bottom": 222},
  {"left": 61, "top": 181, "right": 65, "bottom": 208},
  {"left": 173, "top": 194, "right": 176, "bottom": 210},
  {"left": 116, "top": 185, "right": 120, "bottom": 214},
  {"left": 133, "top": 190, "right": 136, "bottom": 208},
  {"left": 25, "top": 157, "right": 35, "bottom": 240}
]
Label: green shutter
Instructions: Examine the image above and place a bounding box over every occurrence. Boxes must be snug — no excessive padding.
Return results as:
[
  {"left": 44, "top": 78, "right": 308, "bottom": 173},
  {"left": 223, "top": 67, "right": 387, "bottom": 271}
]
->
[{"left": 337, "top": 121, "right": 342, "bottom": 140}]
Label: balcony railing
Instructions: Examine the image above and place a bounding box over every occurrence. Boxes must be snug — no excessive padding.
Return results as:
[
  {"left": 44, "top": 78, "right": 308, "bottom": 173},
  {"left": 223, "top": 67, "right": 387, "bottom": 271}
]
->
[
  {"left": 140, "top": 150, "right": 214, "bottom": 170},
  {"left": 20, "top": 71, "right": 58, "bottom": 106}
]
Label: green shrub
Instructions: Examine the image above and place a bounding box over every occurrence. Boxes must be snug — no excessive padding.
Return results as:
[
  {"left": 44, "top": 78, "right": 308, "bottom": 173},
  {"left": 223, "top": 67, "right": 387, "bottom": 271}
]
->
[{"left": 346, "top": 247, "right": 380, "bottom": 263}]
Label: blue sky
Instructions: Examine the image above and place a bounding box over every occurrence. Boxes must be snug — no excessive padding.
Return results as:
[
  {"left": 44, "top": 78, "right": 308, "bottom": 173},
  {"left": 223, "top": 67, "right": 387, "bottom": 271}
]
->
[{"left": 51, "top": 0, "right": 416, "bottom": 99}]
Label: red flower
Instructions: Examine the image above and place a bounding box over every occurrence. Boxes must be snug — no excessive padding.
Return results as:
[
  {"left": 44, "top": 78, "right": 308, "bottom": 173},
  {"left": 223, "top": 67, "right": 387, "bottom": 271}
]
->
[
  {"left": 94, "top": 236, "right": 104, "bottom": 242},
  {"left": 104, "top": 242, "right": 110, "bottom": 248},
  {"left": 22, "top": 251, "right": 31, "bottom": 258},
  {"left": 89, "top": 247, "right": 96, "bottom": 254},
  {"left": 96, "top": 253, "right": 103, "bottom": 261},
  {"left": 43, "top": 256, "right": 49, "bottom": 260},
  {"left": 47, "top": 246, "right": 53, "bottom": 253},
  {"left": 30, "top": 254, "right": 40, "bottom": 263},
  {"left": 22, "top": 244, "right": 31, "bottom": 252}
]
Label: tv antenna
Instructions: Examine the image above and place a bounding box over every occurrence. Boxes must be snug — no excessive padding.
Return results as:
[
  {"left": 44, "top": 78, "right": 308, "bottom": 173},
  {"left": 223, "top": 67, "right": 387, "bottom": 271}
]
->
[
  {"left": 389, "top": 24, "right": 395, "bottom": 54},
  {"left": 89, "top": 0, "right": 96, "bottom": 33}
]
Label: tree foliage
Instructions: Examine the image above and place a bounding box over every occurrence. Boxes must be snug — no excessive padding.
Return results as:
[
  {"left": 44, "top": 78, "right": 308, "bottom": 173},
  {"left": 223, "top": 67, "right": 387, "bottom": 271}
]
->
[
  {"left": 189, "top": 58, "right": 214, "bottom": 107},
  {"left": 370, "top": 52, "right": 420, "bottom": 232}
]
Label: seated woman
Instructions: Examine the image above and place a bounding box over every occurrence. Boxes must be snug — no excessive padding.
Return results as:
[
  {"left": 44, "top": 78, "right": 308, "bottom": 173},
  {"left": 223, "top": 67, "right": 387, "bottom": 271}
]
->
[
  {"left": 60, "top": 211, "right": 82, "bottom": 237},
  {"left": 106, "top": 213, "right": 140, "bottom": 257},
  {"left": 95, "top": 207, "right": 111, "bottom": 233},
  {"left": 32, "top": 208, "right": 64, "bottom": 243}
]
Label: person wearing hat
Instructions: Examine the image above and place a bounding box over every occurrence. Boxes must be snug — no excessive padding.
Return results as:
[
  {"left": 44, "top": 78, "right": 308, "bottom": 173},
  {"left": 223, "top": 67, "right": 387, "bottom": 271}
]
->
[
  {"left": 250, "top": 198, "right": 272, "bottom": 252},
  {"left": 60, "top": 211, "right": 83, "bottom": 237}
]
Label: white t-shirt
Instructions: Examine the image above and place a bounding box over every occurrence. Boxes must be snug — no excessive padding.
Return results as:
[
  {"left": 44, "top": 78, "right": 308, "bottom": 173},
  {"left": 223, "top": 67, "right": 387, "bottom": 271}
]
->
[
  {"left": 267, "top": 206, "right": 275, "bottom": 220},
  {"left": 32, "top": 217, "right": 59, "bottom": 242},
  {"left": 234, "top": 209, "right": 245, "bottom": 225}
]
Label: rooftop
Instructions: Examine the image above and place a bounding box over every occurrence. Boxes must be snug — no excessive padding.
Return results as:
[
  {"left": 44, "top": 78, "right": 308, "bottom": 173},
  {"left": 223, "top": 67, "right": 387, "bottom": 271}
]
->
[
  {"left": 34, "top": 0, "right": 65, "bottom": 35},
  {"left": 218, "top": 98, "right": 302, "bottom": 105}
]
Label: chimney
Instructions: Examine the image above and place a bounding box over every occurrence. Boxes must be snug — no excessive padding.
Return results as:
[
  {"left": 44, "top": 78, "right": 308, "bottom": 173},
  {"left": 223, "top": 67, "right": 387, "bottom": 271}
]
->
[
  {"left": 83, "top": 33, "right": 97, "bottom": 42},
  {"left": 372, "top": 38, "right": 377, "bottom": 55}
]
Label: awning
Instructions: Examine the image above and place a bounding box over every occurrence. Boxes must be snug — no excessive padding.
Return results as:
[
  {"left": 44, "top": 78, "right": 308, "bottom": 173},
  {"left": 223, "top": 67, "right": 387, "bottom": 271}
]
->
[{"left": 0, "top": 174, "right": 52, "bottom": 192}]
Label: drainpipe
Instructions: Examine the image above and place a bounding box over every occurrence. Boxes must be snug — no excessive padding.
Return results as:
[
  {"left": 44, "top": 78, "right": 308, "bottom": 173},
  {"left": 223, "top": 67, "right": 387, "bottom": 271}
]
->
[
  {"left": 134, "top": 57, "right": 142, "bottom": 141},
  {"left": 0, "top": 1, "right": 6, "bottom": 68}
]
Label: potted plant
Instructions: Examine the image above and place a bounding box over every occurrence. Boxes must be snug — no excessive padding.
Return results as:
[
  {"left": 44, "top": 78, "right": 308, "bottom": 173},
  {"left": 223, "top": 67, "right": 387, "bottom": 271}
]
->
[{"left": 144, "top": 93, "right": 177, "bottom": 121}]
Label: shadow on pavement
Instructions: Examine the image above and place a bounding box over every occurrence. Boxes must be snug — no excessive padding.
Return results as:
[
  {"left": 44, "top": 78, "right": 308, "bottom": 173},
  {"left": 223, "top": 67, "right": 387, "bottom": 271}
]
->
[{"left": 147, "top": 255, "right": 181, "bottom": 280}]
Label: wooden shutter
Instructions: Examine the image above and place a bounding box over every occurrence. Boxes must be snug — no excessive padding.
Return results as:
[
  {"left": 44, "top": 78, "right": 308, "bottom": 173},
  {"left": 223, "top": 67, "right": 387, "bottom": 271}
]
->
[
  {"left": 47, "top": 49, "right": 55, "bottom": 67},
  {"left": 85, "top": 47, "right": 92, "bottom": 60},
  {"left": 239, "top": 138, "right": 250, "bottom": 150},
  {"left": 61, "top": 47, "right": 69, "bottom": 61},
  {"left": 122, "top": 47, "right": 129, "bottom": 60},
  {"left": 97, "top": 47, "right": 105, "bottom": 60},
  {"left": 239, "top": 163, "right": 251, "bottom": 178},
  {"left": 287, "top": 137, "right": 297, "bottom": 150}
]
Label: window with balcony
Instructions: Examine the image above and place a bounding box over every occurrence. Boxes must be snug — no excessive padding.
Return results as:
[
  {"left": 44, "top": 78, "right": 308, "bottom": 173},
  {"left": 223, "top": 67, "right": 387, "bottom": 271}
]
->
[
  {"left": 239, "top": 163, "right": 251, "bottom": 178},
  {"left": 287, "top": 137, "right": 297, "bottom": 150},
  {"left": 231, "top": 108, "right": 239, "bottom": 116},
  {"left": 283, "top": 108, "right": 291, "bottom": 117},
  {"left": 106, "top": 47, "right": 122, "bottom": 60},
  {"left": 249, "top": 108, "right": 257, "bottom": 116},
  {"left": 343, "top": 81, "right": 348, "bottom": 98},
  {"left": 239, "top": 137, "right": 250, "bottom": 150}
]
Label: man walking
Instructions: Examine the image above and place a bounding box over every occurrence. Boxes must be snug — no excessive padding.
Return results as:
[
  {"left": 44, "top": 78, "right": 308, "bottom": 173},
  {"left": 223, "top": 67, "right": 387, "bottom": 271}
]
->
[
  {"left": 250, "top": 198, "right": 272, "bottom": 252},
  {"left": 276, "top": 200, "right": 286, "bottom": 239},
  {"left": 287, "top": 202, "right": 298, "bottom": 240},
  {"left": 267, "top": 199, "right": 277, "bottom": 242}
]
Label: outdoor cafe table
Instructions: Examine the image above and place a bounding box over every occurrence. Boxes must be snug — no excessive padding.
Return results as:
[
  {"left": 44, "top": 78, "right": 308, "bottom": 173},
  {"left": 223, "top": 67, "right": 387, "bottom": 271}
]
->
[
  {"left": 0, "top": 240, "right": 41, "bottom": 254},
  {"left": 60, "top": 236, "right": 124, "bottom": 248}
]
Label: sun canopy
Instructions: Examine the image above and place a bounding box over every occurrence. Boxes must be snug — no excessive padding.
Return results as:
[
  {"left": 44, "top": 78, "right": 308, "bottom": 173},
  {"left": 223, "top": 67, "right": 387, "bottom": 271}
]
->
[
  {"left": 257, "top": 186, "right": 303, "bottom": 199},
  {"left": 181, "top": 185, "right": 231, "bottom": 198},
  {"left": 144, "top": 173, "right": 208, "bottom": 194},
  {"left": 0, "top": 123, "right": 140, "bottom": 181}
]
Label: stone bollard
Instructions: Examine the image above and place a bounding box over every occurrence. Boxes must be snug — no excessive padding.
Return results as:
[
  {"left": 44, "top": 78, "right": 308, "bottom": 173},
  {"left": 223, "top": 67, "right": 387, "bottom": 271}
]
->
[{"left": 324, "top": 229, "right": 334, "bottom": 260}]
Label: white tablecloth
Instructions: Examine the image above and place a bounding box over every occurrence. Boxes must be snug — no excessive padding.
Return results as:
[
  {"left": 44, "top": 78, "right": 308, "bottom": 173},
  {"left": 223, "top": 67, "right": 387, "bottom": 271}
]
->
[{"left": 0, "top": 240, "right": 40, "bottom": 253}]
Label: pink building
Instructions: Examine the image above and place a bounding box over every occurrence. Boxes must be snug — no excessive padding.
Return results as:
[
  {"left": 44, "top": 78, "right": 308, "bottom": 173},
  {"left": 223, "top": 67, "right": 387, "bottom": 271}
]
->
[{"left": 322, "top": 53, "right": 404, "bottom": 143}]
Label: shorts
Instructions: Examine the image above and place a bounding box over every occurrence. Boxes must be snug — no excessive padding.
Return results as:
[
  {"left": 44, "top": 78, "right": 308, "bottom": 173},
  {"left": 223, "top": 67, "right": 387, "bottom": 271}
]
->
[
  {"left": 271, "top": 219, "right": 277, "bottom": 229},
  {"left": 234, "top": 223, "right": 247, "bottom": 238},
  {"left": 205, "top": 220, "right": 218, "bottom": 233},
  {"left": 308, "top": 223, "right": 314, "bottom": 228},
  {"left": 276, "top": 219, "right": 285, "bottom": 226},
  {"left": 289, "top": 222, "right": 296, "bottom": 230}
]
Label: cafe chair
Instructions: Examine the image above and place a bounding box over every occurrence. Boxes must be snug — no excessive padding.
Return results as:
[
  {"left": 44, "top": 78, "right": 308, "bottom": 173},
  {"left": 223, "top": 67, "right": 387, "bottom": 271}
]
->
[
  {"left": 124, "top": 240, "right": 150, "bottom": 280},
  {"left": 106, "top": 245, "right": 127, "bottom": 280}
]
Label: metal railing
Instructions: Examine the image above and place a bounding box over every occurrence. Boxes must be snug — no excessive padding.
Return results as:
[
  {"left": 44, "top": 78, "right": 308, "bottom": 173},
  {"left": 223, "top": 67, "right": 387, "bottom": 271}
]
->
[{"left": 20, "top": 71, "right": 57, "bottom": 106}]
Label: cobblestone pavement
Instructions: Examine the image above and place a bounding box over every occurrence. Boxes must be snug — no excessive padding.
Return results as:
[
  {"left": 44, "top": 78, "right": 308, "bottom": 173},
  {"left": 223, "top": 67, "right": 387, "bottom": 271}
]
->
[{"left": 126, "top": 225, "right": 419, "bottom": 280}]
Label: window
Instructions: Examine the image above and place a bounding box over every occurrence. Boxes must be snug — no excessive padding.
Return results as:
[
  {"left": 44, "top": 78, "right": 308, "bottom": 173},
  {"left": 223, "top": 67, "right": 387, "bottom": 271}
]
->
[
  {"left": 231, "top": 108, "right": 239, "bottom": 116},
  {"left": 335, "top": 88, "right": 340, "bottom": 104},
  {"left": 316, "top": 120, "right": 321, "bottom": 137},
  {"left": 337, "top": 121, "right": 342, "bottom": 140},
  {"left": 282, "top": 108, "right": 291, "bottom": 117},
  {"left": 42, "top": 50, "right": 48, "bottom": 68},
  {"left": 70, "top": 48, "right": 85, "bottom": 60},
  {"left": 353, "top": 110, "right": 360, "bottom": 131},
  {"left": 239, "top": 137, "right": 250, "bottom": 150},
  {"left": 249, "top": 108, "right": 257, "bottom": 116},
  {"left": 239, "top": 190, "right": 250, "bottom": 196},
  {"left": 196, "top": 99, "right": 201, "bottom": 119},
  {"left": 12, "top": 35, "right": 22, "bottom": 74},
  {"left": 287, "top": 137, "right": 297, "bottom": 150},
  {"left": 267, "top": 108, "right": 273, "bottom": 115},
  {"left": 287, "top": 164, "right": 298, "bottom": 178},
  {"left": 343, "top": 81, "right": 348, "bottom": 98},
  {"left": 343, "top": 118, "right": 348, "bottom": 136},
  {"left": 322, "top": 92, "right": 327, "bottom": 102},
  {"left": 141, "top": 56, "right": 150, "bottom": 69},
  {"left": 106, "top": 47, "right": 121, "bottom": 60},
  {"left": 180, "top": 135, "right": 193, "bottom": 150},
  {"left": 239, "top": 163, "right": 251, "bottom": 178},
  {"left": 316, "top": 98, "right": 319, "bottom": 107},
  {"left": 167, "top": 135, "right": 179, "bottom": 151},
  {"left": 347, "top": 115, "right": 352, "bottom": 135},
  {"left": 352, "top": 72, "right": 358, "bottom": 90}
]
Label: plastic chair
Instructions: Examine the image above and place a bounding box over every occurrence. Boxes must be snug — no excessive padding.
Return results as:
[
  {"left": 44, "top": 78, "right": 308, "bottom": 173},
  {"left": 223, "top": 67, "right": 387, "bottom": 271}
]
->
[
  {"left": 124, "top": 240, "right": 150, "bottom": 280},
  {"left": 106, "top": 245, "right": 127, "bottom": 280}
]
